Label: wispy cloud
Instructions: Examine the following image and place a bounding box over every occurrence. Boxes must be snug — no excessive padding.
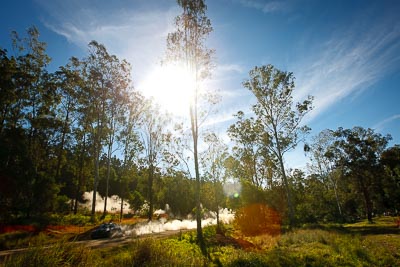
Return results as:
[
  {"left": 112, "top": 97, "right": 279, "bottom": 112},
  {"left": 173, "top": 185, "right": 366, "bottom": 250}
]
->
[
  {"left": 373, "top": 114, "right": 400, "bottom": 132},
  {"left": 36, "top": 0, "right": 179, "bottom": 82},
  {"left": 217, "top": 63, "right": 244, "bottom": 74},
  {"left": 293, "top": 14, "right": 400, "bottom": 122},
  {"left": 237, "top": 0, "right": 289, "bottom": 13},
  {"left": 209, "top": 62, "right": 246, "bottom": 97}
]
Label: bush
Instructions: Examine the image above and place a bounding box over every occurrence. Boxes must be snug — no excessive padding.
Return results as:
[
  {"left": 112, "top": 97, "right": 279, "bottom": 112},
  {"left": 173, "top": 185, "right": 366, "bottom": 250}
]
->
[
  {"left": 234, "top": 203, "right": 281, "bottom": 236},
  {"left": 47, "top": 213, "right": 92, "bottom": 226},
  {"left": 64, "top": 214, "right": 92, "bottom": 225}
]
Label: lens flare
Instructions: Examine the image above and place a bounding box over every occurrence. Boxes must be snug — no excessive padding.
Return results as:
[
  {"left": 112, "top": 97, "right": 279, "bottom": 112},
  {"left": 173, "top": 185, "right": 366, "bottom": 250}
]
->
[{"left": 223, "top": 182, "right": 242, "bottom": 198}]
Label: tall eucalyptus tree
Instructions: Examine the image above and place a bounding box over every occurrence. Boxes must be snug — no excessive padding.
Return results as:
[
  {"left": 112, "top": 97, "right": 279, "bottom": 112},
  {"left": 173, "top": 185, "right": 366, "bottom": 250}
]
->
[
  {"left": 102, "top": 57, "right": 132, "bottom": 217},
  {"left": 241, "top": 64, "right": 313, "bottom": 226},
  {"left": 80, "top": 41, "right": 131, "bottom": 221},
  {"left": 165, "top": 0, "right": 214, "bottom": 253},
  {"left": 140, "top": 100, "right": 170, "bottom": 221},
  {"left": 201, "top": 132, "right": 228, "bottom": 229}
]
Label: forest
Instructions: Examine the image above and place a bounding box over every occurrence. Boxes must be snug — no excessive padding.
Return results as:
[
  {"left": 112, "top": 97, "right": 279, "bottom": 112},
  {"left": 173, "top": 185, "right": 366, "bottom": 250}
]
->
[{"left": 0, "top": 1, "right": 399, "bottom": 235}]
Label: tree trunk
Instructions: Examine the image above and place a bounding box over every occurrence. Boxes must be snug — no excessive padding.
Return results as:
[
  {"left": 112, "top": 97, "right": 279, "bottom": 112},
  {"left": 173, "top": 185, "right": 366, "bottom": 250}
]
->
[
  {"left": 56, "top": 105, "right": 70, "bottom": 181},
  {"left": 191, "top": 103, "right": 207, "bottom": 256},
  {"left": 216, "top": 208, "right": 220, "bottom": 232},
  {"left": 120, "top": 196, "right": 124, "bottom": 222},
  {"left": 332, "top": 180, "right": 343, "bottom": 219},
  {"left": 74, "top": 134, "right": 86, "bottom": 215},
  {"left": 91, "top": 152, "right": 99, "bottom": 221},
  {"left": 91, "top": 126, "right": 101, "bottom": 222},
  {"left": 148, "top": 164, "right": 154, "bottom": 221},
  {"left": 194, "top": 135, "right": 206, "bottom": 254},
  {"left": 279, "top": 158, "right": 295, "bottom": 227},
  {"left": 359, "top": 176, "right": 373, "bottom": 223},
  {"left": 103, "top": 142, "right": 112, "bottom": 218},
  {"left": 273, "top": 125, "right": 294, "bottom": 227}
]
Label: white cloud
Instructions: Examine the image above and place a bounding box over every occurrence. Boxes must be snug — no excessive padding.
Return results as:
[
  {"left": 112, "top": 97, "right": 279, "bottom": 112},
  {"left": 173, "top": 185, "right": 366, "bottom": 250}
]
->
[
  {"left": 203, "top": 110, "right": 237, "bottom": 128},
  {"left": 216, "top": 63, "right": 244, "bottom": 74},
  {"left": 37, "top": 0, "right": 179, "bottom": 83},
  {"left": 207, "top": 62, "right": 247, "bottom": 98},
  {"left": 237, "top": 0, "right": 289, "bottom": 13},
  {"left": 373, "top": 114, "right": 400, "bottom": 132},
  {"left": 293, "top": 16, "right": 400, "bottom": 123}
]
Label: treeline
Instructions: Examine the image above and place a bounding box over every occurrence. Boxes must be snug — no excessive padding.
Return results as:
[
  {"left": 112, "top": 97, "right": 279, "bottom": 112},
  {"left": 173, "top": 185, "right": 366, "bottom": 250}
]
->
[
  {"left": 226, "top": 64, "right": 399, "bottom": 225},
  {"left": 0, "top": 27, "right": 160, "bottom": 222},
  {"left": 228, "top": 127, "right": 400, "bottom": 225},
  {"left": 0, "top": 27, "right": 399, "bottom": 226}
]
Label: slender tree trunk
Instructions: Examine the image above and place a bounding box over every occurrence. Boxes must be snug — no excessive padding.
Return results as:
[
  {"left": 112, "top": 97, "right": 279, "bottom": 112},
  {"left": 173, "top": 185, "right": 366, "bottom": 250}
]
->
[
  {"left": 73, "top": 170, "right": 79, "bottom": 214},
  {"left": 216, "top": 207, "right": 220, "bottom": 232},
  {"left": 103, "top": 142, "right": 112, "bottom": 218},
  {"left": 148, "top": 164, "right": 154, "bottom": 221},
  {"left": 91, "top": 147, "right": 100, "bottom": 221},
  {"left": 359, "top": 176, "right": 373, "bottom": 223},
  {"left": 74, "top": 135, "right": 86, "bottom": 214},
  {"left": 120, "top": 140, "right": 128, "bottom": 222},
  {"left": 191, "top": 103, "right": 207, "bottom": 255},
  {"left": 332, "top": 180, "right": 343, "bottom": 218},
  {"left": 120, "top": 196, "right": 124, "bottom": 222},
  {"left": 73, "top": 190, "right": 79, "bottom": 214},
  {"left": 56, "top": 105, "right": 70, "bottom": 181},
  {"left": 194, "top": 136, "right": 206, "bottom": 253},
  {"left": 273, "top": 125, "right": 295, "bottom": 227},
  {"left": 91, "top": 117, "right": 102, "bottom": 222},
  {"left": 279, "top": 157, "right": 295, "bottom": 226}
]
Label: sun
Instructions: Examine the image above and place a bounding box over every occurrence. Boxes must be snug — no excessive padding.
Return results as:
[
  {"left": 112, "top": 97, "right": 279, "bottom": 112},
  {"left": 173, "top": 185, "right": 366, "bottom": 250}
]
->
[{"left": 138, "top": 63, "right": 195, "bottom": 116}]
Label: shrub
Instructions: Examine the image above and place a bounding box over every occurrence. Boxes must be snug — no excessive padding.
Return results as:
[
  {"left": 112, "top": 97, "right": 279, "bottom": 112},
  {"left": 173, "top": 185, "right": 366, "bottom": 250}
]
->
[
  {"left": 64, "top": 214, "right": 92, "bottom": 226},
  {"left": 234, "top": 203, "right": 281, "bottom": 236}
]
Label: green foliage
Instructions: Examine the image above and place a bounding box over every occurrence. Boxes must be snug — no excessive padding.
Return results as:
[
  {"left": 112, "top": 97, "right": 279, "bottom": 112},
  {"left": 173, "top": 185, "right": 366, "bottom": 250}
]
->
[
  {"left": 230, "top": 64, "right": 314, "bottom": 226},
  {"left": 0, "top": 26, "right": 146, "bottom": 224},
  {"left": 227, "top": 112, "right": 275, "bottom": 188},
  {"left": 328, "top": 127, "right": 392, "bottom": 222},
  {"left": 11, "top": 212, "right": 93, "bottom": 227},
  {"left": 380, "top": 145, "right": 400, "bottom": 211},
  {"left": 240, "top": 181, "right": 268, "bottom": 205},
  {"left": 203, "top": 225, "right": 217, "bottom": 239},
  {"left": 48, "top": 213, "right": 92, "bottom": 226},
  {"left": 158, "top": 172, "right": 196, "bottom": 217}
]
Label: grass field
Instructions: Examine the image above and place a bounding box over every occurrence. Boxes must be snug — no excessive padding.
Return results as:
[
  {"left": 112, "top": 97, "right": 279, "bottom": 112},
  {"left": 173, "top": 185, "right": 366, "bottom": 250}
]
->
[{"left": 1, "top": 216, "right": 399, "bottom": 266}]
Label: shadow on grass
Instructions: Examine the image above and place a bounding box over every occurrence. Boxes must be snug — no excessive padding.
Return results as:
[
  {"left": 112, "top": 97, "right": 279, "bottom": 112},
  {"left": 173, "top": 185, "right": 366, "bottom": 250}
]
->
[
  {"left": 301, "top": 217, "right": 400, "bottom": 236},
  {"left": 344, "top": 225, "right": 400, "bottom": 235}
]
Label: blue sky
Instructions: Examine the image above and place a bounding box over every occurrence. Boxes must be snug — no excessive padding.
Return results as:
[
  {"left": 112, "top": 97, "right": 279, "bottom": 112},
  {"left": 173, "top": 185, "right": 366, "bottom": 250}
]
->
[{"left": 1, "top": 0, "right": 399, "bottom": 169}]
